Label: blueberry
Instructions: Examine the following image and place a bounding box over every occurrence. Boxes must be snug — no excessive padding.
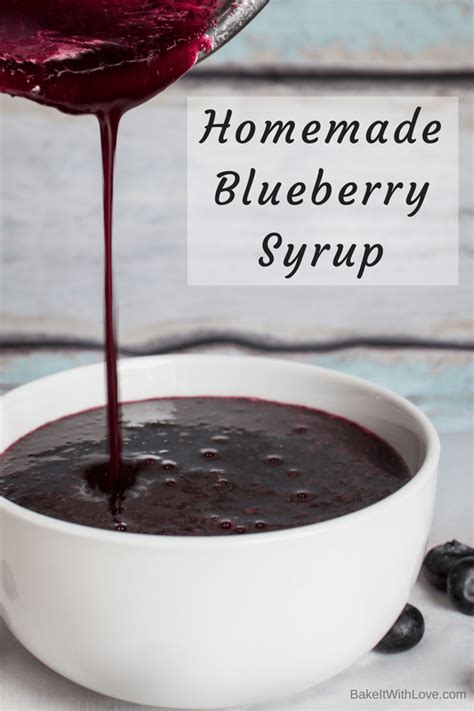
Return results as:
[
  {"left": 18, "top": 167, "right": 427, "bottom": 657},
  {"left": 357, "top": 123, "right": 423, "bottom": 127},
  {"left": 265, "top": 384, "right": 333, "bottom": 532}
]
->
[
  {"left": 423, "top": 540, "right": 474, "bottom": 591},
  {"left": 374, "top": 604, "right": 424, "bottom": 654},
  {"left": 447, "top": 556, "right": 474, "bottom": 616}
]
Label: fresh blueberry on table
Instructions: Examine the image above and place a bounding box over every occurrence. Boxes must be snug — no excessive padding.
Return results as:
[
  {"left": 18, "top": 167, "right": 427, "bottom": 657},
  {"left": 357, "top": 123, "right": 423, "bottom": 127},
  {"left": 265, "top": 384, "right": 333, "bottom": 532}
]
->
[
  {"left": 423, "top": 540, "right": 474, "bottom": 591},
  {"left": 374, "top": 604, "right": 424, "bottom": 654},
  {"left": 447, "top": 556, "right": 474, "bottom": 616}
]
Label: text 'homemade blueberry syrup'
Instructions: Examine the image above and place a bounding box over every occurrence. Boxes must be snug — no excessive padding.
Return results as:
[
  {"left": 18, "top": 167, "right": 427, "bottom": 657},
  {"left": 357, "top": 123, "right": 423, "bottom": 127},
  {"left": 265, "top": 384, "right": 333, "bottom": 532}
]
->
[
  {"left": 0, "top": 397, "right": 411, "bottom": 535},
  {"left": 0, "top": 0, "right": 222, "bottom": 486}
]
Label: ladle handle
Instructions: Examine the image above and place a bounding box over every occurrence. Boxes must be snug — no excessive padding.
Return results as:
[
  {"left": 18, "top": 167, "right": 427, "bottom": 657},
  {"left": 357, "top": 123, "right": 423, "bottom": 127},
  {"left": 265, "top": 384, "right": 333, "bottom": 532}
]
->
[{"left": 197, "top": 0, "right": 270, "bottom": 63}]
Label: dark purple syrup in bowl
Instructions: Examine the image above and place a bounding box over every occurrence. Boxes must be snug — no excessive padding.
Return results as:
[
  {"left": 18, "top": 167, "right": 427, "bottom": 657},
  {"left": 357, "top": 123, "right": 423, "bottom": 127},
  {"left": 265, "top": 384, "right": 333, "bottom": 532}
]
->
[{"left": 0, "top": 397, "right": 411, "bottom": 536}]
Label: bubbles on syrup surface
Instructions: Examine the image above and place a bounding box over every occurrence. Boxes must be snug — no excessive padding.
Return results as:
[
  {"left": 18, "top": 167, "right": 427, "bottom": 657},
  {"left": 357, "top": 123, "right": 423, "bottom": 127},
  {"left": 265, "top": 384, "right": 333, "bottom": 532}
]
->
[
  {"left": 200, "top": 448, "right": 219, "bottom": 460},
  {"left": 212, "top": 434, "right": 229, "bottom": 443},
  {"left": 289, "top": 490, "right": 312, "bottom": 503},
  {"left": 288, "top": 469, "right": 301, "bottom": 479},
  {"left": 1, "top": 396, "right": 411, "bottom": 537},
  {"left": 213, "top": 478, "right": 234, "bottom": 492},
  {"left": 137, "top": 454, "right": 161, "bottom": 463},
  {"left": 265, "top": 455, "right": 283, "bottom": 466}
]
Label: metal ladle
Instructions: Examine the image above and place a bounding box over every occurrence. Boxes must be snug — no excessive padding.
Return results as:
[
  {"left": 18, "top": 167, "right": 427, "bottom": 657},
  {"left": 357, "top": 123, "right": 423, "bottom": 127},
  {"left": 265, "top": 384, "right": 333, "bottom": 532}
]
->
[{"left": 197, "top": 0, "right": 270, "bottom": 63}]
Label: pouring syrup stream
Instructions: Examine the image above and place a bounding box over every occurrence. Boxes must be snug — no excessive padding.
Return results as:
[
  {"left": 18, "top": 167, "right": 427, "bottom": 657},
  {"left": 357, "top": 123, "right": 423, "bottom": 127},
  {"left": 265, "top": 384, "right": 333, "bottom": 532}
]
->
[{"left": 0, "top": 0, "right": 223, "bottom": 487}]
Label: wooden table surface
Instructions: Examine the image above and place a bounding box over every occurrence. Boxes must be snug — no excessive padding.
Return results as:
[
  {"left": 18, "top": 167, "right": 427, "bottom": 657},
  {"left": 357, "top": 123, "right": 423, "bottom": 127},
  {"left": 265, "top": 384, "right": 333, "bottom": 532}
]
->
[{"left": 1, "top": 77, "right": 473, "bottom": 348}]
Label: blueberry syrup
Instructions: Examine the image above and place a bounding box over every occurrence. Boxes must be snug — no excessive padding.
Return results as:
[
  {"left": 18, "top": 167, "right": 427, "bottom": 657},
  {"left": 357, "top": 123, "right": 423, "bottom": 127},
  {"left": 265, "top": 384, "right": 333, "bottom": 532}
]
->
[
  {"left": 0, "top": 0, "right": 222, "bottom": 486},
  {"left": 0, "top": 397, "right": 412, "bottom": 536}
]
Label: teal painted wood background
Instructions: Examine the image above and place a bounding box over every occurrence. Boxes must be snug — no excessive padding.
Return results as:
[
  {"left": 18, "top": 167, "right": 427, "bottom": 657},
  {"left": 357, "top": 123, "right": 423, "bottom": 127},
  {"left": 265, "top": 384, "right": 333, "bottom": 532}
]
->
[{"left": 201, "top": 0, "right": 474, "bottom": 71}]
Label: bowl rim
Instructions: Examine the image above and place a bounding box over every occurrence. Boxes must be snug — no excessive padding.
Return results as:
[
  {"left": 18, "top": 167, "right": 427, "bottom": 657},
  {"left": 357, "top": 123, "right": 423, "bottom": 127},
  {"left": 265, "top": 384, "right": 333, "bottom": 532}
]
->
[{"left": 0, "top": 354, "right": 440, "bottom": 548}]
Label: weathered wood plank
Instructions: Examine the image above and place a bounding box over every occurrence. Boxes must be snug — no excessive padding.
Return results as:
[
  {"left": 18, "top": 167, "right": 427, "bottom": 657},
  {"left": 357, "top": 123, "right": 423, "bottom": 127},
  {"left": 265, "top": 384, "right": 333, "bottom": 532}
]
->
[{"left": 1, "top": 80, "right": 472, "bottom": 345}]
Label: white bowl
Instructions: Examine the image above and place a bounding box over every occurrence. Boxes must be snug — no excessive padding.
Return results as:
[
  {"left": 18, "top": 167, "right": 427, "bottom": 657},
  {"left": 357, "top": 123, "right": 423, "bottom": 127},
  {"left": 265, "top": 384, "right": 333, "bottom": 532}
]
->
[{"left": 0, "top": 355, "right": 439, "bottom": 708}]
